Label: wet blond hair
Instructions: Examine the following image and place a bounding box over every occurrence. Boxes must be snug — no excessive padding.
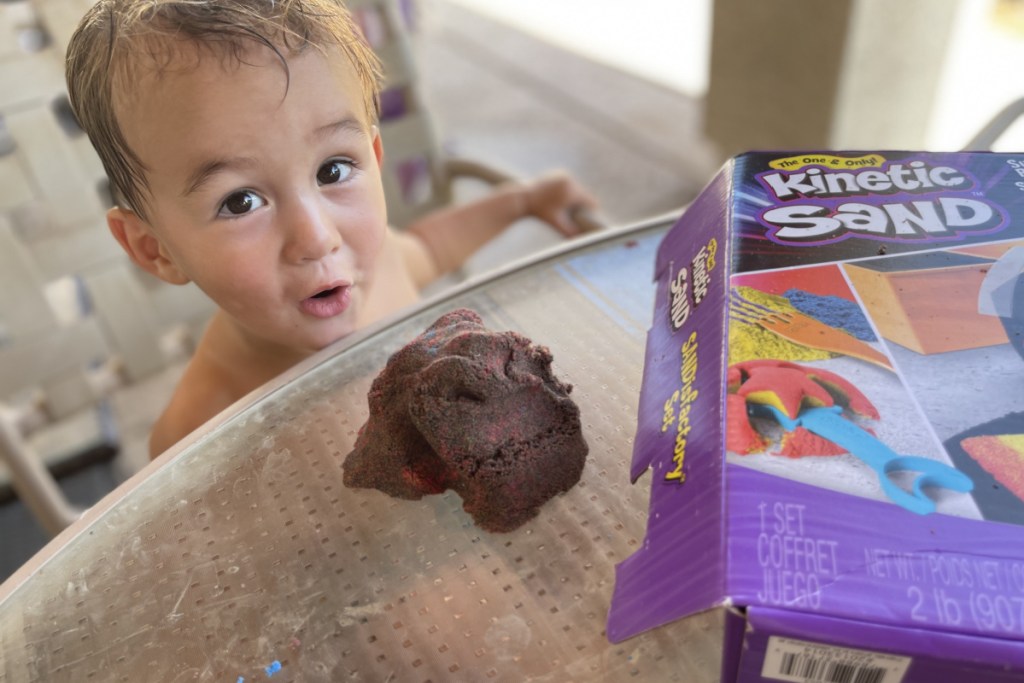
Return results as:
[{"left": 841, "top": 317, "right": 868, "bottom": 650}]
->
[{"left": 65, "top": 0, "right": 383, "bottom": 220}]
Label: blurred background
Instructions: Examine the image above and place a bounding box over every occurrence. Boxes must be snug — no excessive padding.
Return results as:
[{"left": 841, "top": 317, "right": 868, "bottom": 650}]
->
[{"left": 2, "top": 0, "right": 1024, "bottom": 579}]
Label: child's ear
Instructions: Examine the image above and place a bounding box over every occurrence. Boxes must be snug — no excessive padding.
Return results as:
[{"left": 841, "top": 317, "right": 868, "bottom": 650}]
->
[
  {"left": 106, "top": 207, "right": 190, "bottom": 285},
  {"left": 371, "top": 125, "right": 384, "bottom": 167}
]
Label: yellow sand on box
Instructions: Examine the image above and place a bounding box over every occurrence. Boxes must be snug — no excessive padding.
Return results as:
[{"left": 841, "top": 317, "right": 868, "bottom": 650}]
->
[
  {"left": 962, "top": 433, "right": 1024, "bottom": 502},
  {"left": 728, "top": 286, "right": 835, "bottom": 364},
  {"left": 1000, "top": 435, "right": 1024, "bottom": 452},
  {"left": 742, "top": 389, "right": 830, "bottom": 417}
]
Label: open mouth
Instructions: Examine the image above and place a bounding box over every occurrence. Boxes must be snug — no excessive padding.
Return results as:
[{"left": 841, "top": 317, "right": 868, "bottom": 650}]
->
[{"left": 300, "top": 284, "right": 351, "bottom": 318}]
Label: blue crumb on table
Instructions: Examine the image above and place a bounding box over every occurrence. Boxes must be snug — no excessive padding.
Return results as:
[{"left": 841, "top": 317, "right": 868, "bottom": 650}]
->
[{"left": 236, "top": 659, "right": 282, "bottom": 682}]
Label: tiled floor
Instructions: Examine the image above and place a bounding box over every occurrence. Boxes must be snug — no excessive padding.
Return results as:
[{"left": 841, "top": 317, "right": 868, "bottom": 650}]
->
[
  {"left": 0, "top": 0, "right": 715, "bottom": 581},
  {"left": 418, "top": 0, "right": 718, "bottom": 222}
]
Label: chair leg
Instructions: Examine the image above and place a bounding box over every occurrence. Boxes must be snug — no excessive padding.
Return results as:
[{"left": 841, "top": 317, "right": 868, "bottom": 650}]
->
[{"left": 0, "top": 408, "right": 82, "bottom": 536}]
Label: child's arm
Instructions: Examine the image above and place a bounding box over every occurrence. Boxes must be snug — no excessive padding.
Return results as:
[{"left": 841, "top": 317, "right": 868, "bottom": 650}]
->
[
  {"left": 398, "top": 172, "right": 597, "bottom": 287},
  {"left": 146, "top": 315, "right": 273, "bottom": 460},
  {"left": 149, "top": 374, "right": 230, "bottom": 459}
]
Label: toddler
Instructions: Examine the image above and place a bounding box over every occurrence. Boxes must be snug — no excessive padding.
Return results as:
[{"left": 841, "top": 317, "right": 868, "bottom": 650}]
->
[{"left": 65, "top": 0, "right": 597, "bottom": 458}]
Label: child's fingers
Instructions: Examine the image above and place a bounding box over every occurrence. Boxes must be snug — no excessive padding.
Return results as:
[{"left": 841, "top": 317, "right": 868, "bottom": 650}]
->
[
  {"left": 547, "top": 207, "right": 581, "bottom": 237},
  {"left": 563, "top": 179, "right": 600, "bottom": 212},
  {"left": 527, "top": 174, "right": 600, "bottom": 236}
]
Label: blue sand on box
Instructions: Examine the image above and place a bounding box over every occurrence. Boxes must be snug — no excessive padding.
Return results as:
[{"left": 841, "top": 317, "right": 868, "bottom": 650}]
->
[{"left": 784, "top": 288, "right": 876, "bottom": 341}]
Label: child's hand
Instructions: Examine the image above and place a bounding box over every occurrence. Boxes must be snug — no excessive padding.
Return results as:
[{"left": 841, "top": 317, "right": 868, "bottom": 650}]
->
[{"left": 523, "top": 172, "right": 600, "bottom": 237}]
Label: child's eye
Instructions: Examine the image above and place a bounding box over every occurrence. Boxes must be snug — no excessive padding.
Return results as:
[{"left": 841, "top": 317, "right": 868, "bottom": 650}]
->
[
  {"left": 317, "top": 159, "right": 355, "bottom": 186},
  {"left": 218, "top": 190, "right": 266, "bottom": 217}
]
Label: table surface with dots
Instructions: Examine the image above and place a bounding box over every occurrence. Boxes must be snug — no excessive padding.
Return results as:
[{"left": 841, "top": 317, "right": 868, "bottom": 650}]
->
[{"left": 0, "top": 216, "right": 723, "bottom": 682}]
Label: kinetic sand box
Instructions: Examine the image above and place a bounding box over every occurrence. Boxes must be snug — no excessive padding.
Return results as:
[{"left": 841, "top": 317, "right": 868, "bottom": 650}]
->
[{"left": 609, "top": 152, "right": 1024, "bottom": 682}]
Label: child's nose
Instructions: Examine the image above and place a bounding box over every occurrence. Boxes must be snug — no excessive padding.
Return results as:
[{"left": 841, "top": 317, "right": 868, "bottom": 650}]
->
[{"left": 282, "top": 199, "right": 341, "bottom": 263}]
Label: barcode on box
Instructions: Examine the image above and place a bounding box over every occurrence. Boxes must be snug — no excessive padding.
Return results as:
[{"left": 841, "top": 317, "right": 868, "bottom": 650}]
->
[{"left": 762, "top": 636, "right": 911, "bottom": 683}]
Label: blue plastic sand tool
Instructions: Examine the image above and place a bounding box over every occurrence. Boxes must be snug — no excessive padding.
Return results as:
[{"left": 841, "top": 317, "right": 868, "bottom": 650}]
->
[{"left": 756, "top": 404, "right": 974, "bottom": 515}]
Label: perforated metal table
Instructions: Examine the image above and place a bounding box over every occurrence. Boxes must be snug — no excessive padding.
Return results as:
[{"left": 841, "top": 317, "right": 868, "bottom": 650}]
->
[{"left": 0, "top": 215, "right": 722, "bottom": 682}]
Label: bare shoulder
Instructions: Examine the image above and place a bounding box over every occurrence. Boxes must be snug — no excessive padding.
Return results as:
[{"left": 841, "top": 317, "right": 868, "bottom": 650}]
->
[
  {"left": 386, "top": 227, "right": 436, "bottom": 290},
  {"left": 148, "top": 355, "right": 235, "bottom": 460},
  {"left": 360, "top": 228, "right": 423, "bottom": 325}
]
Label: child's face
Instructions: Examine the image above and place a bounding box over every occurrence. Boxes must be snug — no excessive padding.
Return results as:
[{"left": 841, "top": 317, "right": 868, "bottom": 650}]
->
[{"left": 114, "top": 42, "right": 388, "bottom": 354}]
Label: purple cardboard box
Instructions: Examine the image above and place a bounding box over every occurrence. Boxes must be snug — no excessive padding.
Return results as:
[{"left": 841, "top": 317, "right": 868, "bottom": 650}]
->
[{"left": 609, "top": 152, "right": 1024, "bottom": 682}]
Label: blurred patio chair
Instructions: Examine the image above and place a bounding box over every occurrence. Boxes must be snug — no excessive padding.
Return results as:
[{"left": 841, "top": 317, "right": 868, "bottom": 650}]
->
[
  {"left": 0, "top": 216, "right": 118, "bottom": 535},
  {"left": 0, "top": 0, "right": 216, "bottom": 535},
  {"left": 963, "top": 96, "right": 1024, "bottom": 151},
  {"left": 0, "top": 208, "right": 214, "bottom": 536},
  {"left": 963, "top": 98, "right": 1024, "bottom": 363},
  {"left": 349, "top": 0, "right": 604, "bottom": 234}
]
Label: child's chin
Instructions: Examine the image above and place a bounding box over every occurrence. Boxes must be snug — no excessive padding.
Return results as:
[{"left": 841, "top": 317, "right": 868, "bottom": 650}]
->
[{"left": 308, "top": 319, "right": 357, "bottom": 351}]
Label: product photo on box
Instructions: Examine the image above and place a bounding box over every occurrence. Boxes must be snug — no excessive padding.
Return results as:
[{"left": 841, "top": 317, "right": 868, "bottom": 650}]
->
[{"left": 610, "top": 151, "right": 1024, "bottom": 683}]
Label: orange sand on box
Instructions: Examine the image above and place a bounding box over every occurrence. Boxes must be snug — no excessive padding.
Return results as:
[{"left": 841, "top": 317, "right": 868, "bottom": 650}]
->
[
  {"left": 728, "top": 286, "right": 834, "bottom": 365},
  {"left": 781, "top": 428, "right": 847, "bottom": 458},
  {"left": 962, "top": 434, "right": 1024, "bottom": 501}
]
